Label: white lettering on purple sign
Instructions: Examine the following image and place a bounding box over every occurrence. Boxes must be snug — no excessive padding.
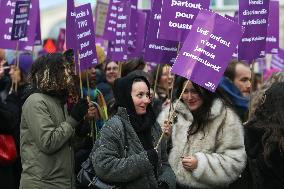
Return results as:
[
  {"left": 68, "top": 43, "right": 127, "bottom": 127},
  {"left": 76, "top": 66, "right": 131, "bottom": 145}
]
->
[
  {"left": 182, "top": 51, "right": 221, "bottom": 72},
  {"left": 148, "top": 44, "right": 177, "bottom": 52},
  {"left": 243, "top": 9, "right": 267, "bottom": 15},
  {"left": 171, "top": 0, "right": 202, "bottom": 9},
  {"left": 169, "top": 21, "right": 192, "bottom": 29},
  {"left": 154, "top": 14, "right": 161, "bottom": 20},
  {"left": 197, "top": 27, "right": 230, "bottom": 47},
  {"left": 249, "top": 0, "right": 263, "bottom": 5},
  {"left": 242, "top": 19, "right": 266, "bottom": 26}
]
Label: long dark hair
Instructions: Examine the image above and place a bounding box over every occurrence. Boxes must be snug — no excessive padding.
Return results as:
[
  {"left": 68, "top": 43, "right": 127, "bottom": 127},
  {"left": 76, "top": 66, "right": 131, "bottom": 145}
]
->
[
  {"left": 174, "top": 77, "right": 227, "bottom": 136},
  {"left": 253, "top": 82, "right": 284, "bottom": 164}
]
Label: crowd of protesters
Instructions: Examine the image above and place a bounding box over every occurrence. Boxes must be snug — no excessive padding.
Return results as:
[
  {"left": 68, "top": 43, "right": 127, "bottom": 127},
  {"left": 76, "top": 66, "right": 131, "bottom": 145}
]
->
[{"left": 0, "top": 45, "right": 284, "bottom": 189}]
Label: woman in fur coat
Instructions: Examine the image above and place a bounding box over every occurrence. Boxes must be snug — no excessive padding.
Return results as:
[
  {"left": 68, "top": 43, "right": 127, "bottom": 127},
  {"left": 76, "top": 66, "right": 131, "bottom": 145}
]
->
[{"left": 157, "top": 77, "right": 247, "bottom": 189}]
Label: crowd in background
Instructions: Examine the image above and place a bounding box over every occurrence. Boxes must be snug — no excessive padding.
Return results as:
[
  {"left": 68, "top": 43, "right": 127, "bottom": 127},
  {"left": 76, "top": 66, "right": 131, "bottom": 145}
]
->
[{"left": 0, "top": 45, "right": 284, "bottom": 189}]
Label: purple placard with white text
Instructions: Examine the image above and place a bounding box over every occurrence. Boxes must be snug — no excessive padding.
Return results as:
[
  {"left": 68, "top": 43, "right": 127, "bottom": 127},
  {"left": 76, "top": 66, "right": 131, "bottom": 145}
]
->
[
  {"left": 266, "top": 0, "right": 279, "bottom": 54},
  {"left": 238, "top": 0, "right": 269, "bottom": 61},
  {"left": 11, "top": 0, "right": 31, "bottom": 40},
  {"left": 103, "top": 0, "right": 121, "bottom": 40},
  {"left": 158, "top": 0, "right": 210, "bottom": 42},
  {"left": 109, "top": 0, "right": 131, "bottom": 61},
  {"left": 66, "top": 0, "right": 77, "bottom": 50},
  {"left": 144, "top": 0, "right": 179, "bottom": 64},
  {"left": 75, "top": 3, "right": 98, "bottom": 71},
  {"left": 171, "top": 9, "right": 244, "bottom": 92},
  {"left": 0, "top": 0, "right": 39, "bottom": 51}
]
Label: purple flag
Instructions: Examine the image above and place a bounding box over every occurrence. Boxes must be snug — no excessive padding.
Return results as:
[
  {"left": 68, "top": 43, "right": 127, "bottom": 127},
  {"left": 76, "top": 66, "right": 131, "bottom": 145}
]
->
[
  {"left": 127, "top": 1, "right": 138, "bottom": 57},
  {"left": 271, "top": 48, "right": 284, "bottom": 70},
  {"left": 56, "top": 28, "right": 65, "bottom": 52},
  {"left": 109, "top": 0, "right": 131, "bottom": 61},
  {"left": 0, "top": 0, "right": 39, "bottom": 51},
  {"left": 144, "top": 0, "right": 179, "bottom": 64},
  {"left": 171, "top": 9, "right": 244, "bottom": 92},
  {"left": 11, "top": 0, "right": 31, "bottom": 40},
  {"left": 66, "top": 0, "right": 77, "bottom": 50},
  {"left": 158, "top": 0, "right": 210, "bottom": 42},
  {"left": 34, "top": 5, "right": 41, "bottom": 46},
  {"left": 128, "top": 10, "right": 147, "bottom": 59},
  {"left": 238, "top": 0, "right": 269, "bottom": 61},
  {"left": 103, "top": 0, "right": 121, "bottom": 40},
  {"left": 75, "top": 3, "right": 98, "bottom": 71},
  {"left": 266, "top": 0, "right": 279, "bottom": 54}
]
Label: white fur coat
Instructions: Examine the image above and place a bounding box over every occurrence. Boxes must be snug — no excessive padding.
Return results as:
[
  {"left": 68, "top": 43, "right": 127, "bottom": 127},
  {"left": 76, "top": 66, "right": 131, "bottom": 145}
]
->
[{"left": 157, "top": 99, "right": 247, "bottom": 188}]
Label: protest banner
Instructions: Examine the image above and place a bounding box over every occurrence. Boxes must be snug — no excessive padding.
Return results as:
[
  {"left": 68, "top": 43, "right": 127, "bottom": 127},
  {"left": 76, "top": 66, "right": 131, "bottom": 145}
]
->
[
  {"left": 238, "top": 0, "right": 269, "bottom": 61},
  {"left": 66, "top": 0, "right": 77, "bottom": 50},
  {"left": 171, "top": 9, "right": 244, "bottom": 92},
  {"left": 34, "top": 5, "right": 41, "bottom": 45},
  {"left": 0, "top": 0, "right": 39, "bottom": 51},
  {"left": 128, "top": 10, "right": 147, "bottom": 59},
  {"left": 158, "top": 0, "right": 210, "bottom": 42},
  {"left": 75, "top": 3, "right": 98, "bottom": 71},
  {"left": 266, "top": 0, "right": 279, "bottom": 54},
  {"left": 11, "top": 0, "right": 30, "bottom": 40},
  {"left": 127, "top": 1, "right": 138, "bottom": 58},
  {"left": 56, "top": 28, "right": 65, "bottom": 52},
  {"left": 103, "top": 0, "right": 121, "bottom": 40},
  {"left": 144, "top": 0, "right": 179, "bottom": 64},
  {"left": 109, "top": 0, "right": 131, "bottom": 61}
]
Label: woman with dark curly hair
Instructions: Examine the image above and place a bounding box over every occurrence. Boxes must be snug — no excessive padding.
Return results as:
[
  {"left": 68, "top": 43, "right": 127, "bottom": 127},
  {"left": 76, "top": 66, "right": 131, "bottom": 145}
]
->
[
  {"left": 245, "top": 82, "right": 284, "bottom": 189},
  {"left": 20, "top": 53, "right": 93, "bottom": 189}
]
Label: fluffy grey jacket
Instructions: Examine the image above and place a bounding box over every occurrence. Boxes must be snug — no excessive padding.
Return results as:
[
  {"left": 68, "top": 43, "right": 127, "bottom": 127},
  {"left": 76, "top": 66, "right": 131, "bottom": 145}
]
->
[
  {"left": 157, "top": 99, "right": 246, "bottom": 188},
  {"left": 92, "top": 107, "right": 176, "bottom": 189}
]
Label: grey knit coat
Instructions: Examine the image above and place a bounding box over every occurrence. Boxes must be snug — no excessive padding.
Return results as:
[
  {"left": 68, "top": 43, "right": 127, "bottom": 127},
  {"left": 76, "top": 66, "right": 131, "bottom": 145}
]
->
[{"left": 92, "top": 107, "right": 176, "bottom": 189}]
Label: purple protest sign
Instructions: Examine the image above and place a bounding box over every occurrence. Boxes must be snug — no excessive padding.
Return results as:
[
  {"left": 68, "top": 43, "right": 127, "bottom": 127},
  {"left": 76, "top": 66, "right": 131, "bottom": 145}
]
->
[
  {"left": 128, "top": 10, "right": 146, "bottom": 59},
  {"left": 158, "top": 0, "right": 210, "bottom": 42},
  {"left": 34, "top": 4, "right": 41, "bottom": 46},
  {"left": 0, "top": 0, "right": 39, "bottom": 51},
  {"left": 66, "top": 0, "right": 77, "bottom": 50},
  {"left": 144, "top": 0, "right": 179, "bottom": 64},
  {"left": 75, "top": 3, "right": 98, "bottom": 71},
  {"left": 238, "top": 0, "right": 269, "bottom": 61},
  {"left": 127, "top": 1, "right": 138, "bottom": 57},
  {"left": 109, "top": 0, "right": 131, "bottom": 61},
  {"left": 266, "top": 0, "right": 279, "bottom": 54},
  {"left": 56, "top": 28, "right": 65, "bottom": 52},
  {"left": 103, "top": 0, "right": 121, "bottom": 40},
  {"left": 171, "top": 9, "right": 244, "bottom": 92},
  {"left": 11, "top": 0, "right": 31, "bottom": 40},
  {"left": 271, "top": 48, "right": 284, "bottom": 70}
]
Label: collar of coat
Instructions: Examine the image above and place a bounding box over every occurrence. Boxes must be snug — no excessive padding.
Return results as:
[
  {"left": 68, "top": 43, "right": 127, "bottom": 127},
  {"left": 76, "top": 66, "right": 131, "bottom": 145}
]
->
[
  {"left": 116, "top": 107, "right": 131, "bottom": 123},
  {"left": 173, "top": 98, "right": 224, "bottom": 122}
]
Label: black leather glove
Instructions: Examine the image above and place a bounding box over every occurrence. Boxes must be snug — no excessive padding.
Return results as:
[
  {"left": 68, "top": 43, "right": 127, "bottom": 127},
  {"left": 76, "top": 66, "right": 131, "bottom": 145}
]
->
[
  {"left": 146, "top": 149, "right": 158, "bottom": 168},
  {"left": 70, "top": 99, "right": 88, "bottom": 122},
  {"left": 158, "top": 182, "right": 169, "bottom": 189}
]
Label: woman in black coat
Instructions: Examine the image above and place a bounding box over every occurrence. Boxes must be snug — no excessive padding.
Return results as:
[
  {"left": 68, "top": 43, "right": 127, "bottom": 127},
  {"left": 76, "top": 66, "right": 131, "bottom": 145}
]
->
[{"left": 245, "top": 82, "right": 284, "bottom": 189}]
